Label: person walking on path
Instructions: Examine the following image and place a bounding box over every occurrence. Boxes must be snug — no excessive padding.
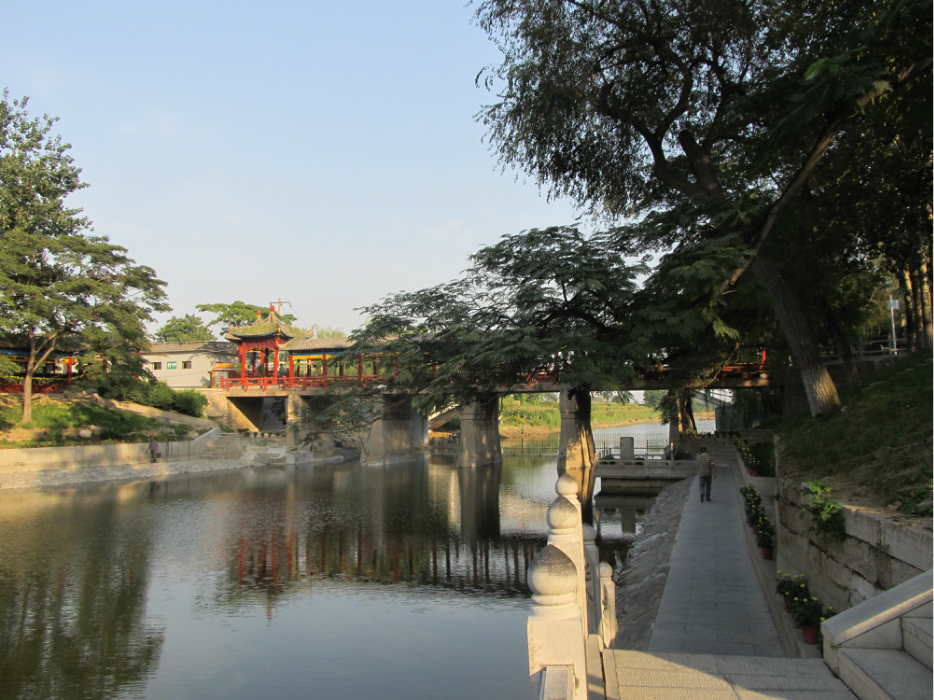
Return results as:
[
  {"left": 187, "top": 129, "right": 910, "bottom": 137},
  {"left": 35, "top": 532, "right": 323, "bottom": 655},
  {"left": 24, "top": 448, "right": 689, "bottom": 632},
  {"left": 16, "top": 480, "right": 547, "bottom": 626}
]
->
[
  {"left": 149, "top": 437, "right": 159, "bottom": 463},
  {"left": 697, "top": 446, "right": 716, "bottom": 502}
]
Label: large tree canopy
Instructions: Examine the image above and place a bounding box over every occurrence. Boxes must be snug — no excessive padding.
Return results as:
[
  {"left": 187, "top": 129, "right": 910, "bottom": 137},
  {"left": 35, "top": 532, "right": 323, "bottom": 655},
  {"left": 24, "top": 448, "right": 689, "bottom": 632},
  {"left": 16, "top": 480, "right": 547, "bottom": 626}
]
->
[
  {"left": 153, "top": 314, "right": 215, "bottom": 343},
  {"left": 0, "top": 93, "right": 168, "bottom": 422},
  {"left": 195, "top": 301, "right": 296, "bottom": 334},
  {"left": 473, "top": 0, "right": 932, "bottom": 415}
]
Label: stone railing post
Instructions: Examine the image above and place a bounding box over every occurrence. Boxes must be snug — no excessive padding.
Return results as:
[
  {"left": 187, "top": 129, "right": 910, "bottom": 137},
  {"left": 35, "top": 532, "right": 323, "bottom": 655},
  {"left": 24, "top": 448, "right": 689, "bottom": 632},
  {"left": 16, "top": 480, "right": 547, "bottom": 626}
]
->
[
  {"left": 619, "top": 436, "right": 634, "bottom": 460},
  {"left": 582, "top": 523, "right": 601, "bottom": 634},
  {"left": 551, "top": 473, "right": 588, "bottom": 639},
  {"left": 527, "top": 546, "right": 587, "bottom": 700},
  {"left": 599, "top": 562, "right": 618, "bottom": 648}
]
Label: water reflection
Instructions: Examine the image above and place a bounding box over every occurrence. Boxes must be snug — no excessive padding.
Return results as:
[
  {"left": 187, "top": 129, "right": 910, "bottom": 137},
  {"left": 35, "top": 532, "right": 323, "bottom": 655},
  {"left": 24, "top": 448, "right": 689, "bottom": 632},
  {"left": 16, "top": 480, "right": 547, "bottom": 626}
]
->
[
  {"left": 0, "top": 454, "right": 639, "bottom": 700},
  {"left": 0, "top": 492, "right": 164, "bottom": 700}
]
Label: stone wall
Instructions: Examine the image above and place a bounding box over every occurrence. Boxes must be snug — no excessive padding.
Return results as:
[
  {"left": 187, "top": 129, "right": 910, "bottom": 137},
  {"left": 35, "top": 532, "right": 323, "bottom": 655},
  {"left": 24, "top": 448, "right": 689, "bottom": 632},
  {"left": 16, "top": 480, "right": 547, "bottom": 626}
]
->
[
  {"left": 775, "top": 475, "right": 932, "bottom": 612},
  {"left": 0, "top": 428, "right": 220, "bottom": 474}
]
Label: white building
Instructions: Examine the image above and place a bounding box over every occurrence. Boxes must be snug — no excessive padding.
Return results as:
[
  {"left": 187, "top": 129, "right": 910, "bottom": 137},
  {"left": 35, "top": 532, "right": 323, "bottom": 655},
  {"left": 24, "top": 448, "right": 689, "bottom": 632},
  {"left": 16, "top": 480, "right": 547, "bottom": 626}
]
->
[{"left": 142, "top": 341, "right": 238, "bottom": 389}]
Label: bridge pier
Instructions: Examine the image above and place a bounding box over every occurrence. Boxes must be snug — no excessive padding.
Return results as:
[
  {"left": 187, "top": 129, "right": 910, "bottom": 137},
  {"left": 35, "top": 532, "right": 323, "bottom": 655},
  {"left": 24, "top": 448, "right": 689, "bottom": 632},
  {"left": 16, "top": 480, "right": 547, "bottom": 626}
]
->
[
  {"left": 458, "top": 395, "right": 502, "bottom": 468},
  {"left": 558, "top": 389, "right": 597, "bottom": 518},
  {"left": 362, "top": 395, "right": 427, "bottom": 466},
  {"left": 558, "top": 389, "right": 596, "bottom": 472},
  {"left": 457, "top": 464, "right": 501, "bottom": 541}
]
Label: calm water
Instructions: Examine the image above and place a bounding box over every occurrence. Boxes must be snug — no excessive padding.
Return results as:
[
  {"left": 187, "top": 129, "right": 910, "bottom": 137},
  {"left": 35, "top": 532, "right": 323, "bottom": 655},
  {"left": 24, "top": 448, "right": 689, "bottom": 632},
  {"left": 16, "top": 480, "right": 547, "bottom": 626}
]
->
[{"left": 0, "top": 452, "right": 642, "bottom": 700}]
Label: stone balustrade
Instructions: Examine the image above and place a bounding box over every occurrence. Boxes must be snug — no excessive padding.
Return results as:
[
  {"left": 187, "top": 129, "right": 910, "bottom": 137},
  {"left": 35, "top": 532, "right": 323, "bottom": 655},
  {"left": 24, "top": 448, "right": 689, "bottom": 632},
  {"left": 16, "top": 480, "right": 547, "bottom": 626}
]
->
[{"left": 527, "top": 474, "right": 619, "bottom": 700}]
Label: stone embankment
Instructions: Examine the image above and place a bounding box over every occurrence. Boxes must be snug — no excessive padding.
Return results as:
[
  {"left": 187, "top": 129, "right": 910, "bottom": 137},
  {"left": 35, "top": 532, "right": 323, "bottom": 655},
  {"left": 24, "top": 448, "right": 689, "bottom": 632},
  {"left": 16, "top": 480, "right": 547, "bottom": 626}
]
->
[
  {"left": 0, "top": 455, "right": 247, "bottom": 490},
  {"left": 612, "top": 477, "right": 691, "bottom": 649}
]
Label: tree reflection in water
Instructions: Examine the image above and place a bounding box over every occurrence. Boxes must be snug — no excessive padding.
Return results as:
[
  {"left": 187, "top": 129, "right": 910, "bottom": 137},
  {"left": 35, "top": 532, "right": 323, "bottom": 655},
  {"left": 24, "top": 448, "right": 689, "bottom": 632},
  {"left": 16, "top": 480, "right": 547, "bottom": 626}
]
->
[{"left": 0, "top": 491, "right": 164, "bottom": 700}]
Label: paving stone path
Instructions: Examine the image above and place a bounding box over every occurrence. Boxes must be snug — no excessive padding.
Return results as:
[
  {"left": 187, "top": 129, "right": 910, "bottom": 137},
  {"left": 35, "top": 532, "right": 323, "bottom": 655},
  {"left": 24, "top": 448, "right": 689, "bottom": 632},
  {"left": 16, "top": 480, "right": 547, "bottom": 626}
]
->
[
  {"left": 596, "top": 441, "right": 856, "bottom": 700},
  {"left": 647, "top": 442, "right": 784, "bottom": 656}
]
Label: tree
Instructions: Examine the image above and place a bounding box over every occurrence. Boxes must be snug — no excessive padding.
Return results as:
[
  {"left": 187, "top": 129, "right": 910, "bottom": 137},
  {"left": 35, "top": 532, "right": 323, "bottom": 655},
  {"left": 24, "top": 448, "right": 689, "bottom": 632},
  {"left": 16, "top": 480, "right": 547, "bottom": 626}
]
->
[
  {"left": 643, "top": 391, "right": 666, "bottom": 411},
  {"left": 314, "top": 325, "right": 347, "bottom": 338},
  {"left": 474, "top": 0, "right": 932, "bottom": 415},
  {"left": 0, "top": 93, "right": 168, "bottom": 422},
  {"left": 153, "top": 314, "right": 215, "bottom": 343},
  {"left": 195, "top": 301, "right": 296, "bottom": 334}
]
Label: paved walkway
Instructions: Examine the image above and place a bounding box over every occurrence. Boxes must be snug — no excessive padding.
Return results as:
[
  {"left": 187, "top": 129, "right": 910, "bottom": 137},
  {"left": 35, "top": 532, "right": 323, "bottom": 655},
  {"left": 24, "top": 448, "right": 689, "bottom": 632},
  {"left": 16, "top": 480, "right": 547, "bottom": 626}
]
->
[
  {"left": 646, "top": 443, "right": 785, "bottom": 657},
  {"left": 594, "top": 441, "right": 856, "bottom": 700},
  {"left": 603, "top": 650, "right": 857, "bottom": 700}
]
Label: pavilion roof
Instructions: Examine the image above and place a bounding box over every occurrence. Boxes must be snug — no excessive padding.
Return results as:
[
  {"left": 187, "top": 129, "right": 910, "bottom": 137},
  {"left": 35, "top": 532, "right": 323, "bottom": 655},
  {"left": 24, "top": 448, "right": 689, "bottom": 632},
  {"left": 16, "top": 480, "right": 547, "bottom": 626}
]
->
[
  {"left": 284, "top": 337, "right": 353, "bottom": 352},
  {"left": 224, "top": 311, "right": 308, "bottom": 342}
]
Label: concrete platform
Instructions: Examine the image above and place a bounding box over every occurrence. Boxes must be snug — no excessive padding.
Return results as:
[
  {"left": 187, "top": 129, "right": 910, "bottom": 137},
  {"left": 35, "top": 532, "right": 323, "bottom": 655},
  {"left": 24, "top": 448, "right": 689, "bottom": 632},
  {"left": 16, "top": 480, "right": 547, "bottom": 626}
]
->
[{"left": 602, "top": 651, "right": 857, "bottom": 700}]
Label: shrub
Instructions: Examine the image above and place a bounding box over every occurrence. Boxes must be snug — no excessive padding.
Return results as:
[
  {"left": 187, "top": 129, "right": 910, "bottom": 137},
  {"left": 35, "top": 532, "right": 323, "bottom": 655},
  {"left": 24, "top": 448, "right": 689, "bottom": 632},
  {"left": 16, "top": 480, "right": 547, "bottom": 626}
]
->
[{"left": 174, "top": 390, "right": 208, "bottom": 417}]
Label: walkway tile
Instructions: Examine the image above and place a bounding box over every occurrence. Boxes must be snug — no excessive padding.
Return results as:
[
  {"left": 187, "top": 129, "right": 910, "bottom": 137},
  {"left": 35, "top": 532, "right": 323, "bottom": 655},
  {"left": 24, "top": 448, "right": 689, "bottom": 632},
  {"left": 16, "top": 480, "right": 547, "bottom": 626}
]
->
[
  {"left": 605, "top": 651, "right": 857, "bottom": 700},
  {"left": 647, "top": 449, "right": 784, "bottom": 657}
]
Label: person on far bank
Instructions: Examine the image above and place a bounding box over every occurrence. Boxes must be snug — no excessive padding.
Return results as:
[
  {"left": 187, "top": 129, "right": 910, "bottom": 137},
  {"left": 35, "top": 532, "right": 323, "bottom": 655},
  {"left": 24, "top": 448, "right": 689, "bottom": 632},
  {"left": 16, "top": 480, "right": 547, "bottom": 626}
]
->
[
  {"left": 149, "top": 437, "right": 159, "bottom": 463},
  {"left": 698, "top": 447, "right": 716, "bottom": 502}
]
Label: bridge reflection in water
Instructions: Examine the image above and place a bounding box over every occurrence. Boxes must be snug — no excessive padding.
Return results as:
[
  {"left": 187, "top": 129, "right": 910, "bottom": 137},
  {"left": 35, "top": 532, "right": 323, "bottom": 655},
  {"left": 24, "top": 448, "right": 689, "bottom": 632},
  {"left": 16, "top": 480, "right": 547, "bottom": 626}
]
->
[{"left": 0, "top": 454, "right": 644, "bottom": 700}]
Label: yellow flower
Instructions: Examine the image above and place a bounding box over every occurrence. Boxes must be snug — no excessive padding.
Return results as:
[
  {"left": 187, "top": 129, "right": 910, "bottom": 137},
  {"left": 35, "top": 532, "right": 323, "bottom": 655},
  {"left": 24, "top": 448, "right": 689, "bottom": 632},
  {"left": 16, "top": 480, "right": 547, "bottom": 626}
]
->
[
  {"left": 800, "top": 584, "right": 806, "bottom": 588},
  {"left": 820, "top": 617, "right": 826, "bottom": 621},
  {"left": 812, "top": 597, "right": 818, "bottom": 601}
]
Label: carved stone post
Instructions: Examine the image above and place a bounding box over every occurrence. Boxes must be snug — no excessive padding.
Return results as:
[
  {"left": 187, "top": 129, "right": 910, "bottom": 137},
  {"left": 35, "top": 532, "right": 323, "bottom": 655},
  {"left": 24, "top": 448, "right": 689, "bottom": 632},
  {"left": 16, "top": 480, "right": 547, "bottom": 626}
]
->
[
  {"left": 550, "top": 474, "right": 588, "bottom": 640},
  {"left": 527, "top": 547, "right": 587, "bottom": 700},
  {"left": 599, "top": 562, "right": 618, "bottom": 648}
]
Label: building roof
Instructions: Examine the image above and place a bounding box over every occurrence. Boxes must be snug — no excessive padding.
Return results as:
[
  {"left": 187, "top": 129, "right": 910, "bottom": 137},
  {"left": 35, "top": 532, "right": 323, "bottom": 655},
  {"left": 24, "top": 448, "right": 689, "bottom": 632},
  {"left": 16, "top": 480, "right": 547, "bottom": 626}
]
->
[
  {"left": 146, "top": 341, "right": 237, "bottom": 354},
  {"left": 224, "top": 311, "right": 307, "bottom": 341},
  {"left": 284, "top": 337, "right": 353, "bottom": 352}
]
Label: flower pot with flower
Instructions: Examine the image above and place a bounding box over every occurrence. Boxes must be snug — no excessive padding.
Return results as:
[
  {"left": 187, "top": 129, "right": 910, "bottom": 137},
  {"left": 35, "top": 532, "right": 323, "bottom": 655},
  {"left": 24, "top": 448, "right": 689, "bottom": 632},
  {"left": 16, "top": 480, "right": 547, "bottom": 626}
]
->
[{"left": 793, "top": 595, "right": 825, "bottom": 642}]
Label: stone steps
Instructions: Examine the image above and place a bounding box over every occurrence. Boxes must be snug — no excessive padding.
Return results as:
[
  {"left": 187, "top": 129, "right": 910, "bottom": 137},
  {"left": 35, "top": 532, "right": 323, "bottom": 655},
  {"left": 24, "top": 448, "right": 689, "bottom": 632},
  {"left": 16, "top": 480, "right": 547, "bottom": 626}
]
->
[
  {"left": 838, "top": 649, "right": 930, "bottom": 700},
  {"left": 902, "top": 617, "right": 931, "bottom": 670}
]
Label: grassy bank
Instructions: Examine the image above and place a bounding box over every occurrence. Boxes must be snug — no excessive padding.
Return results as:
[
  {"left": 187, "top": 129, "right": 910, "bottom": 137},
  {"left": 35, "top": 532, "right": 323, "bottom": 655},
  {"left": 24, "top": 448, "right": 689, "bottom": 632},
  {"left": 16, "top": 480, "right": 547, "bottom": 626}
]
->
[
  {"left": 498, "top": 400, "right": 662, "bottom": 435},
  {"left": 777, "top": 351, "right": 933, "bottom": 516},
  {"left": 0, "top": 395, "right": 206, "bottom": 448}
]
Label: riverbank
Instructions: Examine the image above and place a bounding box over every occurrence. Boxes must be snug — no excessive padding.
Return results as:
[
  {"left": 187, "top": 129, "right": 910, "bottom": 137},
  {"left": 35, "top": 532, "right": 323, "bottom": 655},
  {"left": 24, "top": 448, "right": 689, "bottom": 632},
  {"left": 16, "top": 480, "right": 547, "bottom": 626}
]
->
[
  {"left": 499, "top": 417, "right": 662, "bottom": 437},
  {"left": 613, "top": 477, "right": 692, "bottom": 650},
  {"left": 0, "top": 455, "right": 249, "bottom": 491}
]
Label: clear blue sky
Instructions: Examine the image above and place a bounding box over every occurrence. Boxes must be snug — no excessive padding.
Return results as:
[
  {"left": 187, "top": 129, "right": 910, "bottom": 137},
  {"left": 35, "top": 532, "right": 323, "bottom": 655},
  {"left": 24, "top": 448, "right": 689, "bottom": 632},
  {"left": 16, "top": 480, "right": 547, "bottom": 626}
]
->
[{"left": 2, "top": 1, "right": 581, "bottom": 334}]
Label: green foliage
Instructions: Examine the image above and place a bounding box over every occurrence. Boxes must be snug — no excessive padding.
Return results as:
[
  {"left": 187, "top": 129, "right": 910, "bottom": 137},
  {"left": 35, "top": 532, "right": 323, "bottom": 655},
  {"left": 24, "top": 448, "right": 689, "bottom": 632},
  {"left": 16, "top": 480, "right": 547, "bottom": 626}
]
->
[
  {"left": 196, "top": 301, "right": 296, "bottom": 334},
  {"left": 154, "top": 314, "right": 215, "bottom": 343},
  {"left": 775, "top": 572, "right": 807, "bottom": 600},
  {"left": 644, "top": 391, "right": 666, "bottom": 410},
  {"left": 98, "top": 379, "right": 207, "bottom": 418},
  {"left": 736, "top": 439, "right": 776, "bottom": 477},
  {"left": 173, "top": 390, "right": 208, "bottom": 418},
  {"left": 801, "top": 481, "right": 847, "bottom": 543},
  {"left": 0, "top": 355, "right": 20, "bottom": 376},
  {"left": 778, "top": 353, "right": 933, "bottom": 515},
  {"left": 473, "top": 0, "right": 931, "bottom": 416},
  {"left": 0, "top": 92, "right": 169, "bottom": 422},
  {"left": 0, "top": 397, "right": 194, "bottom": 446},
  {"left": 792, "top": 595, "right": 826, "bottom": 628},
  {"left": 314, "top": 325, "right": 346, "bottom": 338}
]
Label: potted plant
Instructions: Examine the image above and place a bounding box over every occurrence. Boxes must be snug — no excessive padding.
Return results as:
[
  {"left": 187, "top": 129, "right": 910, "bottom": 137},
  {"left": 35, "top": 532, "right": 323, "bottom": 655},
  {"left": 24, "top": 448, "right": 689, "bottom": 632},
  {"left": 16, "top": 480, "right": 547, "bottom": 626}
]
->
[
  {"left": 757, "top": 519, "right": 775, "bottom": 558},
  {"left": 775, "top": 572, "right": 802, "bottom": 612},
  {"left": 793, "top": 596, "right": 825, "bottom": 644}
]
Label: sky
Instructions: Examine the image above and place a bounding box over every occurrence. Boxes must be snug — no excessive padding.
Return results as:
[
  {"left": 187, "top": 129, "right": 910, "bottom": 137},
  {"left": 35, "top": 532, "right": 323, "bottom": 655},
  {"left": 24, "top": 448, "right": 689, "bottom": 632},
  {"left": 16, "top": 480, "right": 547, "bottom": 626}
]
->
[{"left": 1, "top": 1, "right": 583, "bottom": 335}]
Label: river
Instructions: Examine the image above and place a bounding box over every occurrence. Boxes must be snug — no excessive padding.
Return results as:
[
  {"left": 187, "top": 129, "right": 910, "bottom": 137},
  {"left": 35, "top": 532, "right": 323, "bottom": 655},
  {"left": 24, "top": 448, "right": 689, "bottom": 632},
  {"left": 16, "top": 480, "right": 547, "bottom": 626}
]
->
[{"left": 0, "top": 439, "right": 663, "bottom": 700}]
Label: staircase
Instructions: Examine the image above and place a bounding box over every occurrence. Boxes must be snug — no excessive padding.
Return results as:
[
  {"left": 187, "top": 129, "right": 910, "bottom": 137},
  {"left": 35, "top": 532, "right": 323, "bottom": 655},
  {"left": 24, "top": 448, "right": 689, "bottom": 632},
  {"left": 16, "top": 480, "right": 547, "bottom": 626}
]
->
[
  {"left": 823, "top": 570, "right": 932, "bottom": 700},
  {"left": 198, "top": 433, "right": 242, "bottom": 460}
]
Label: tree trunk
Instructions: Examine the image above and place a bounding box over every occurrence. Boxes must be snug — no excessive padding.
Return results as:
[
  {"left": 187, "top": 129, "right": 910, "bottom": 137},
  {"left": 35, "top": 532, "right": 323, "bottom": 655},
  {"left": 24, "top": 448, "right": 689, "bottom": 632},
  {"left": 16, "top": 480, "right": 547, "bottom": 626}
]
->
[
  {"left": 911, "top": 261, "right": 933, "bottom": 349},
  {"left": 751, "top": 258, "right": 841, "bottom": 416},
  {"left": 901, "top": 270, "right": 916, "bottom": 352},
  {"left": 822, "top": 305, "right": 860, "bottom": 387},
  {"left": 22, "top": 368, "right": 34, "bottom": 424}
]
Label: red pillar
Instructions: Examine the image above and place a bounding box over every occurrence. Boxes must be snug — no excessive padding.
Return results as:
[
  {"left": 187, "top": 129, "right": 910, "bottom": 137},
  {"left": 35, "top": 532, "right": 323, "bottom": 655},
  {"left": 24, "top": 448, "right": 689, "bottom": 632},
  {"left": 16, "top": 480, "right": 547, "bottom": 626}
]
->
[
  {"left": 66, "top": 355, "right": 73, "bottom": 384},
  {"left": 273, "top": 347, "right": 279, "bottom": 380},
  {"left": 322, "top": 353, "right": 328, "bottom": 388}
]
